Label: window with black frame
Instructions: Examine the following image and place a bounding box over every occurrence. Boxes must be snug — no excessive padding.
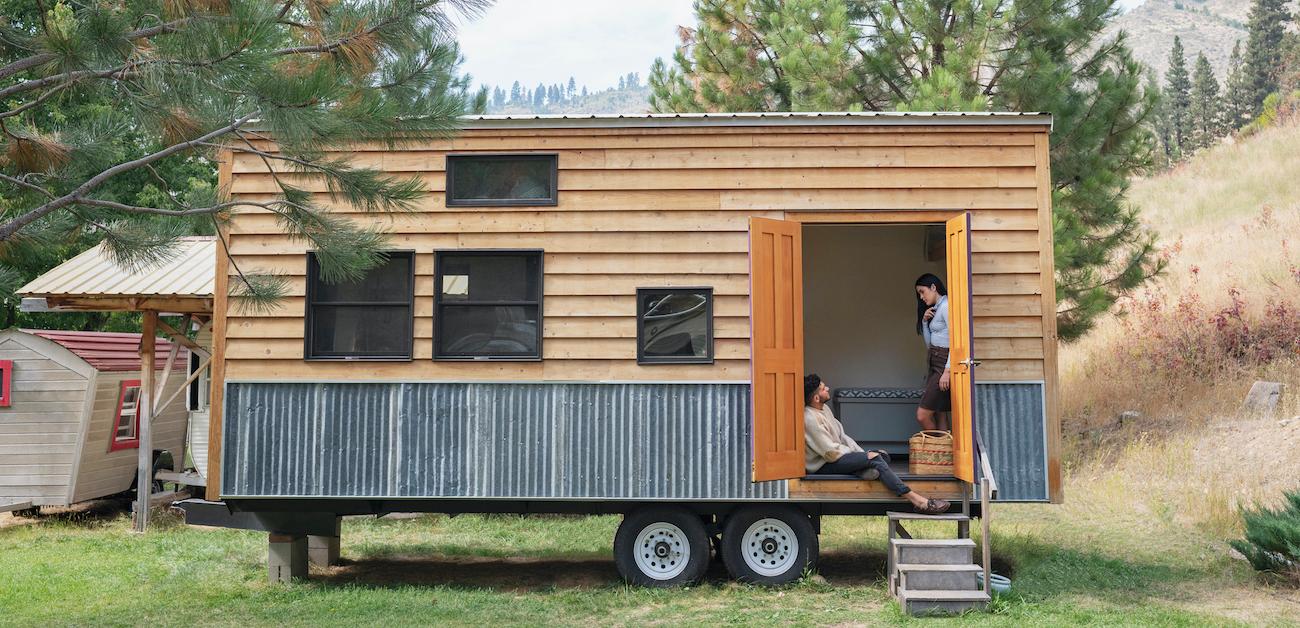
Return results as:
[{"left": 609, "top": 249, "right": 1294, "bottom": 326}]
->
[
  {"left": 435, "top": 250, "right": 542, "bottom": 359},
  {"left": 637, "top": 287, "right": 714, "bottom": 364},
  {"left": 305, "top": 251, "right": 414, "bottom": 359},
  {"left": 446, "top": 154, "right": 557, "bottom": 206}
]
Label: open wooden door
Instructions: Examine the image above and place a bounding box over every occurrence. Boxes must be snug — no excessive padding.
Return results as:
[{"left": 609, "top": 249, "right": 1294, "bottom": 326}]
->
[
  {"left": 749, "top": 217, "right": 806, "bottom": 482},
  {"left": 946, "top": 214, "right": 976, "bottom": 483}
]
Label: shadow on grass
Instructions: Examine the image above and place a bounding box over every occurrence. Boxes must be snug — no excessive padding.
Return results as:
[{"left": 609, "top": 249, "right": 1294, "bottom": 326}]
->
[{"left": 317, "top": 537, "right": 1204, "bottom": 600}]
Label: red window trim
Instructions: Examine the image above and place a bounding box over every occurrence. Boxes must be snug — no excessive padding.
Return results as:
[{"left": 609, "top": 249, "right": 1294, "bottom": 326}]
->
[
  {"left": 0, "top": 360, "right": 11, "bottom": 407},
  {"left": 109, "top": 379, "right": 142, "bottom": 452}
]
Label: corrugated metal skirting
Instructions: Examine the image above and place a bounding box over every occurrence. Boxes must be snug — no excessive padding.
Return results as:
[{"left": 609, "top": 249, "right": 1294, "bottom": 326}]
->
[
  {"left": 223, "top": 382, "right": 789, "bottom": 500},
  {"left": 975, "top": 382, "right": 1048, "bottom": 501}
]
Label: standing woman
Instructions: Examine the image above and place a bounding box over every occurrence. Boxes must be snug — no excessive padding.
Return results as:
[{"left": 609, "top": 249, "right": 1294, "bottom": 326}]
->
[{"left": 914, "top": 273, "right": 951, "bottom": 432}]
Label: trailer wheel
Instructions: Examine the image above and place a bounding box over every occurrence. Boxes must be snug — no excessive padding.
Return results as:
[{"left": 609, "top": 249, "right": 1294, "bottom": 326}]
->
[
  {"left": 613, "top": 506, "right": 710, "bottom": 587},
  {"left": 721, "top": 505, "right": 817, "bottom": 585}
]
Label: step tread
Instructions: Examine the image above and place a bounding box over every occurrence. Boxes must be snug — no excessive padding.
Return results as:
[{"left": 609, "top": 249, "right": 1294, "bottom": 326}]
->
[
  {"left": 896, "top": 563, "right": 983, "bottom": 572},
  {"left": 899, "top": 589, "right": 991, "bottom": 602},
  {"left": 887, "top": 511, "right": 970, "bottom": 521},
  {"left": 890, "top": 538, "right": 976, "bottom": 547}
]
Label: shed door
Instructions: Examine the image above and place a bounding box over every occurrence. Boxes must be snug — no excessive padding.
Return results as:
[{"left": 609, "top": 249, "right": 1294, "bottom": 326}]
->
[
  {"left": 946, "top": 214, "right": 976, "bottom": 483},
  {"left": 749, "top": 217, "right": 806, "bottom": 482}
]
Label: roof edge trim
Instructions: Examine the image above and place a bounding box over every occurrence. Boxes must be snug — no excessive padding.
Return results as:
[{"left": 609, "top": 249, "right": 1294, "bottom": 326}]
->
[{"left": 458, "top": 111, "right": 1053, "bottom": 131}]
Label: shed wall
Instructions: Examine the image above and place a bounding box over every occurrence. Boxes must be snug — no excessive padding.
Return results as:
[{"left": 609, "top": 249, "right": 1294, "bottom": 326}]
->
[
  {"left": 0, "top": 335, "right": 89, "bottom": 507},
  {"left": 70, "top": 368, "right": 189, "bottom": 502},
  {"left": 220, "top": 124, "right": 1052, "bottom": 383}
]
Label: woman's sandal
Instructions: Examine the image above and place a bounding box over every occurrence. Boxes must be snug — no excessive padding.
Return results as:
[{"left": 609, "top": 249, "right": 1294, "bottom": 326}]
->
[{"left": 916, "top": 498, "right": 951, "bottom": 515}]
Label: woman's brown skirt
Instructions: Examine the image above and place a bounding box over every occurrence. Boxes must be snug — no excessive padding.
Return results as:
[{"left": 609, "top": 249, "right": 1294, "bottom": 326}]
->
[{"left": 920, "top": 346, "right": 952, "bottom": 412}]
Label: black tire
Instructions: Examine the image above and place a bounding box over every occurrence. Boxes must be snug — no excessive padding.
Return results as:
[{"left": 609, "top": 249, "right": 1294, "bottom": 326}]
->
[
  {"left": 720, "top": 505, "right": 818, "bottom": 585},
  {"left": 613, "top": 506, "right": 710, "bottom": 587}
]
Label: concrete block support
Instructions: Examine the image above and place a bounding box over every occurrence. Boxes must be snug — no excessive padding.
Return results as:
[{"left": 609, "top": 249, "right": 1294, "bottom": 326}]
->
[
  {"left": 308, "top": 517, "right": 342, "bottom": 567},
  {"left": 268, "top": 533, "right": 308, "bottom": 583}
]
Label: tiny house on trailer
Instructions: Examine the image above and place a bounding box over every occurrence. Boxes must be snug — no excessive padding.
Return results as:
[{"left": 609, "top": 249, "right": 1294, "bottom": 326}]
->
[
  {"left": 190, "top": 112, "right": 1061, "bottom": 589},
  {"left": 0, "top": 330, "right": 188, "bottom": 513}
]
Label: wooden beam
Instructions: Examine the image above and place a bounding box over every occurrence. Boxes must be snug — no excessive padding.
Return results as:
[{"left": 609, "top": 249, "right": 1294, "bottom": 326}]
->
[
  {"left": 157, "top": 318, "right": 210, "bottom": 360},
  {"left": 153, "top": 315, "right": 186, "bottom": 408},
  {"left": 207, "top": 149, "right": 233, "bottom": 502},
  {"left": 133, "top": 311, "right": 157, "bottom": 533},
  {"left": 1035, "top": 133, "right": 1063, "bottom": 504},
  {"left": 154, "top": 356, "right": 210, "bottom": 417}
]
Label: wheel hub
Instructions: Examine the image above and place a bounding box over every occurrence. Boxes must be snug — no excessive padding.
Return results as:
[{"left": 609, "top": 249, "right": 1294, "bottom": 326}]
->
[
  {"left": 741, "top": 518, "right": 800, "bottom": 578},
  {"left": 633, "top": 522, "right": 691, "bottom": 580}
]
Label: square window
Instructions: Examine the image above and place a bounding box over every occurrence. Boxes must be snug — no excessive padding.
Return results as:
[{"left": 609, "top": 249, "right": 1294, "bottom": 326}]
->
[
  {"left": 109, "top": 379, "right": 141, "bottom": 451},
  {"left": 305, "top": 251, "right": 414, "bottom": 360},
  {"left": 446, "top": 154, "right": 558, "bottom": 206},
  {"left": 435, "top": 251, "right": 543, "bottom": 359},
  {"left": 637, "top": 288, "right": 714, "bottom": 364}
]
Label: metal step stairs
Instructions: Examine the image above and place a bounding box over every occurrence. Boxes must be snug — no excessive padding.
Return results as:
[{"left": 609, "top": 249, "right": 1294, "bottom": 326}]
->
[{"left": 887, "top": 511, "right": 990, "bottom": 616}]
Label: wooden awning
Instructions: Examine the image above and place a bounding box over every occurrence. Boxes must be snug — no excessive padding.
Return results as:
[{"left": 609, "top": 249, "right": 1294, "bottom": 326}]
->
[{"left": 18, "top": 237, "right": 215, "bottom": 314}]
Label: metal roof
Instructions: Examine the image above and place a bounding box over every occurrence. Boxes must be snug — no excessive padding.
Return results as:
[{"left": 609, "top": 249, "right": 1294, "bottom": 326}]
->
[
  {"left": 18, "top": 236, "right": 215, "bottom": 313},
  {"left": 460, "top": 111, "right": 1053, "bottom": 130},
  {"left": 27, "top": 329, "right": 186, "bottom": 372}
]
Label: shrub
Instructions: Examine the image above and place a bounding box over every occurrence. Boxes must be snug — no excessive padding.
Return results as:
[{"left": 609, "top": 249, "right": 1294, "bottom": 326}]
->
[{"left": 1229, "top": 489, "right": 1300, "bottom": 585}]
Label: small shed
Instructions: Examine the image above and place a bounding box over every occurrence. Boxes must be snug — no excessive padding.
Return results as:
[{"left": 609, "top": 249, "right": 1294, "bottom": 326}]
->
[
  {"left": 0, "top": 330, "right": 188, "bottom": 512},
  {"left": 15, "top": 236, "right": 215, "bottom": 528}
]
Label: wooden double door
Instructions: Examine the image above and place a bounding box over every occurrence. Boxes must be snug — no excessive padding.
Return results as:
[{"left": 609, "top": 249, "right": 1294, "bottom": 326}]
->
[{"left": 749, "top": 215, "right": 976, "bottom": 484}]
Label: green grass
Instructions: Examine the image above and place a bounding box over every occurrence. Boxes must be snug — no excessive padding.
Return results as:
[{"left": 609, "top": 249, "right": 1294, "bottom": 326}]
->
[{"left": 1, "top": 495, "right": 1289, "bottom": 627}]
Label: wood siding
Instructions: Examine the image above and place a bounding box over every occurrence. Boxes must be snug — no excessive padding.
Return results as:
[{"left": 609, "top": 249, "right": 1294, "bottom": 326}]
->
[
  {"left": 0, "top": 334, "right": 91, "bottom": 507},
  {"left": 220, "top": 124, "right": 1054, "bottom": 383},
  {"left": 69, "top": 369, "right": 188, "bottom": 503}
]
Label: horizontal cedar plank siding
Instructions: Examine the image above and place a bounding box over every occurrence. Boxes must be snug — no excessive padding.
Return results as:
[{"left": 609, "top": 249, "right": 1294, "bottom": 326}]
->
[{"left": 223, "top": 125, "right": 1049, "bottom": 382}]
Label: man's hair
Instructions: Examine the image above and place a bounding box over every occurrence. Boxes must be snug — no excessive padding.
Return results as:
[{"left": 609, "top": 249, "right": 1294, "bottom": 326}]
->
[{"left": 804, "top": 373, "right": 822, "bottom": 405}]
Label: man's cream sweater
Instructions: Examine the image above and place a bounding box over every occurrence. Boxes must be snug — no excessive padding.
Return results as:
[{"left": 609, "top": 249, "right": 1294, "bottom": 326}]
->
[{"left": 804, "top": 404, "right": 864, "bottom": 473}]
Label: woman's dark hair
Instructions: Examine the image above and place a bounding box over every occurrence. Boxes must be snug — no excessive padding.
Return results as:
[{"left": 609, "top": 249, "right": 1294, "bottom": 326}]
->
[{"left": 914, "top": 273, "right": 948, "bottom": 335}]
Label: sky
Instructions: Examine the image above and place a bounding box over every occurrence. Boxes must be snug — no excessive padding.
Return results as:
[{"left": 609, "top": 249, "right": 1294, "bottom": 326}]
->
[{"left": 455, "top": 0, "right": 1147, "bottom": 93}]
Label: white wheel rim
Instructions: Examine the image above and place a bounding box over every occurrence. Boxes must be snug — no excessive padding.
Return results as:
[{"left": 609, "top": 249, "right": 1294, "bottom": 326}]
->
[
  {"left": 633, "top": 522, "right": 691, "bottom": 580},
  {"left": 741, "top": 518, "right": 800, "bottom": 577}
]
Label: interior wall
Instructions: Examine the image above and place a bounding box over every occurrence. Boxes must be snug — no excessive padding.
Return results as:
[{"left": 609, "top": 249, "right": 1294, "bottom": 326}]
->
[{"left": 802, "top": 224, "right": 946, "bottom": 389}]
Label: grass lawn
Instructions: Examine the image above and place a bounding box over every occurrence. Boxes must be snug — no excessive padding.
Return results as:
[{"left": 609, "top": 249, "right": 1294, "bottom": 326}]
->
[{"left": 2, "top": 479, "right": 1295, "bottom": 627}]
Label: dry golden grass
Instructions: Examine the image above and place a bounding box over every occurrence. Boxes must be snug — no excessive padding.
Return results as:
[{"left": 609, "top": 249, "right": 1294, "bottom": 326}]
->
[{"left": 1061, "top": 120, "right": 1300, "bottom": 538}]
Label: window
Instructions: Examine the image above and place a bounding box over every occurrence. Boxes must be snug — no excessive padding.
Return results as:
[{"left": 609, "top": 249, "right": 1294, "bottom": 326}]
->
[
  {"left": 0, "top": 359, "right": 11, "bottom": 407},
  {"left": 435, "top": 250, "right": 543, "bottom": 359},
  {"left": 637, "top": 288, "right": 714, "bottom": 364},
  {"left": 187, "top": 351, "right": 209, "bottom": 412},
  {"left": 110, "top": 380, "right": 141, "bottom": 451},
  {"left": 305, "top": 251, "right": 414, "bottom": 360},
  {"left": 446, "top": 154, "right": 558, "bottom": 206}
]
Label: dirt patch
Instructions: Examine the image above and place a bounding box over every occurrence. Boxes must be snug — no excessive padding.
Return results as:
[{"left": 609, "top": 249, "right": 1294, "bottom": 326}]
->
[{"left": 0, "top": 498, "right": 133, "bottom": 530}]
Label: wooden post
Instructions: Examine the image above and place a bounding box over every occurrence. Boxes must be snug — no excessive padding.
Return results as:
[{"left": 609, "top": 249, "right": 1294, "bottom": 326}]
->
[
  {"left": 133, "top": 311, "right": 158, "bottom": 533},
  {"left": 981, "top": 479, "right": 992, "bottom": 594}
]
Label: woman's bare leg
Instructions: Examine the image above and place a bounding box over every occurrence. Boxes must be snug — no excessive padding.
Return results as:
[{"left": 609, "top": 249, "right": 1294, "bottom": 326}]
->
[
  {"left": 937, "top": 411, "right": 951, "bottom": 433},
  {"left": 916, "top": 407, "right": 938, "bottom": 431}
]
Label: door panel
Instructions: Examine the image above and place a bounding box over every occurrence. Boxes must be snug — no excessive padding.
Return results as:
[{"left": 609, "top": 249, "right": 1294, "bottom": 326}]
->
[
  {"left": 946, "top": 214, "right": 976, "bottom": 483},
  {"left": 749, "top": 217, "right": 806, "bottom": 482}
]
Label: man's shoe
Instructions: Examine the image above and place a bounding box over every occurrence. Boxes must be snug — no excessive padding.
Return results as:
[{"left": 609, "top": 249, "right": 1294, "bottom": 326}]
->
[{"left": 915, "top": 498, "right": 951, "bottom": 515}]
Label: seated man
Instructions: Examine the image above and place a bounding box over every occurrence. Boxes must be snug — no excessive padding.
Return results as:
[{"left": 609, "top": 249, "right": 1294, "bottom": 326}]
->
[{"left": 804, "top": 374, "right": 951, "bottom": 515}]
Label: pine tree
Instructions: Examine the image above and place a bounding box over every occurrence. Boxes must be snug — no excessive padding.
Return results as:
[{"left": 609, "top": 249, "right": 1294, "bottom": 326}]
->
[
  {"left": 1224, "top": 41, "right": 1254, "bottom": 130},
  {"left": 1188, "top": 53, "right": 1223, "bottom": 151},
  {"left": 618, "top": 75, "right": 626, "bottom": 90},
  {"left": 581, "top": 86, "right": 589, "bottom": 98},
  {"left": 1165, "top": 37, "right": 1193, "bottom": 159},
  {"left": 1242, "top": 0, "right": 1292, "bottom": 116},
  {"left": 510, "top": 81, "right": 523, "bottom": 104},
  {"left": 1146, "top": 72, "right": 1174, "bottom": 170},
  {"left": 534, "top": 82, "right": 546, "bottom": 108},
  {"left": 568, "top": 77, "right": 578, "bottom": 99},
  {"left": 0, "top": 0, "right": 486, "bottom": 308},
  {"left": 649, "top": 0, "right": 1162, "bottom": 340},
  {"left": 492, "top": 86, "right": 507, "bottom": 109}
]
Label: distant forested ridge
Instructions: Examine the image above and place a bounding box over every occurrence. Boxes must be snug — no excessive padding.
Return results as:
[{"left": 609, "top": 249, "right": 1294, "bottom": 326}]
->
[{"left": 483, "top": 72, "right": 651, "bottom": 114}]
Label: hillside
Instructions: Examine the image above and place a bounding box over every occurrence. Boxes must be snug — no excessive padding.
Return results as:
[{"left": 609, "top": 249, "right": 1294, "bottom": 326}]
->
[
  {"left": 487, "top": 86, "right": 651, "bottom": 115},
  {"left": 1105, "top": 0, "right": 1249, "bottom": 78}
]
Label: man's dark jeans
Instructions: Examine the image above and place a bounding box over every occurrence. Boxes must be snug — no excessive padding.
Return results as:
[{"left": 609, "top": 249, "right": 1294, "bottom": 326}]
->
[{"left": 813, "top": 451, "right": 911, "bottom": 496}]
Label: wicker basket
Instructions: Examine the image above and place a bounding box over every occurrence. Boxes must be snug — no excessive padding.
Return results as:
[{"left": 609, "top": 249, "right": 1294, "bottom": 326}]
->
[{"left": 909, "top": 430, "right": 954, "bottom": 475}]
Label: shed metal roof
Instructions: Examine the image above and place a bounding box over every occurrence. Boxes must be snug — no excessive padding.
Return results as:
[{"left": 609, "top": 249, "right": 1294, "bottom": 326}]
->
[
  {"left": 459, "top": 111, "right": 1053, "bottom": 130},
  {"left": 18, "top": 237, "right": 215, "bottom": 313},
  {"left": 27, "top": 329, "right": 186, "bottom": 372}
]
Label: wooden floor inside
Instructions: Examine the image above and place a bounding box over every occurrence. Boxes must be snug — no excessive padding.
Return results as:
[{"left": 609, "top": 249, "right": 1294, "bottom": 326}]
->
[{"left": 788, "top": 456, "right": 966, "bottom": 501}]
